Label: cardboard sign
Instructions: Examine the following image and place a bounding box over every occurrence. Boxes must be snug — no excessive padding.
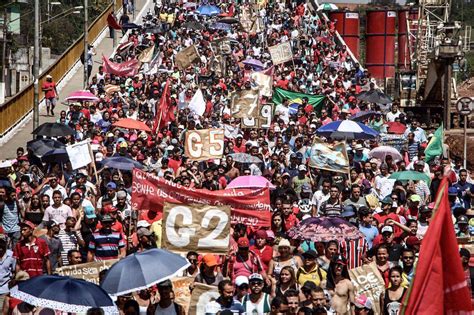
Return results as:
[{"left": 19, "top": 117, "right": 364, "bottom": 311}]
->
[
  {"left": 162, "top": 203, "right": 231, "bottom": 254},
  {"left": 251, "top": 71, "right": 273, "bottom": 97},
  {"left": 241, "top": 103, "right": 273, "bottom": 129},
  {"left": 171, "top": 277, "right": 194, "bottom": 313},
  {"left": 132, "top": 169, "right": 272, "bottom": 227},
  {"left": 230, "top": 90, "right": 260, "bottom": 119},
  {"left": 66, "top": 140, "right": 92, "bottom": 170},
  {"left": 175, "top": 45, "right": 200, "bottom": 70},
  {"left": 349, "top": 262, "right": 385, "bottom": 315},
  {"left": 184, "top": 129, "right": 224, "bottom": 161},
  {"left": 188, "top": 283, "right": 220, "bottom": 315},
  {"left": 268, "top": 42, "right": 293, "bottom": 65},
  {"left": 380, "top": 134, "right": 408, "bottom": 153},
  {"left": 55, "top": 260, "right": 118, "bottom": 285},
  {"left": 308, "top": 138, "right": 350, "bottom": 174}
]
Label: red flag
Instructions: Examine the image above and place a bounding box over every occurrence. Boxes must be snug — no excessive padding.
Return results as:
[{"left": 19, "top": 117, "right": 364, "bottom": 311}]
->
[
  {"left": 107, "top": 13, "right": 122, "bottom": 30},
  {"left": 401, "top": 178, "right": 472, "bottom": 314},
  {"left": 102, "top": 56, "right": 139, "bottom": 77},
  {"left": 152, "top": 79, "right": 175, "bottom": 133}
]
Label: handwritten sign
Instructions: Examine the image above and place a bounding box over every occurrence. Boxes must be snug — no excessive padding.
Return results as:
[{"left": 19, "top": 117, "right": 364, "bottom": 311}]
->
[
  {"left": 184, "top": 129, "right": 224, "bottom": 161},
  {"left": 171, "top": 277, "right": 194, "bottom": 313},
  {"left": 56, "top": 260, "right": 118, "bottom": 285},
  {"left": 349, "top": 262, "right": 385, "bottom": 315},
  {"left": 241, "top": 104, "right": 273, "bottom": 129},
  {"left": 268, "top": 42, "right": 293, "bottom": 65},
  {"left": 188, "top": 283, "right": 220, "bottom": 315}
]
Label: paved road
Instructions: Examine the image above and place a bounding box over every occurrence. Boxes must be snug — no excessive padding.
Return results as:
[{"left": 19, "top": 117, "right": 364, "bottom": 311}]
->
[{"left": 0, "top": 0, "right": 151, "bottom": 159}]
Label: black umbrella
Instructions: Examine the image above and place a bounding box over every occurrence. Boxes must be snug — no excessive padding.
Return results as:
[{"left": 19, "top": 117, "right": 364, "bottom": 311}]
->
[
  {"left": 349, "top": 110, "right": 377, "bottom": 122},
  {"left": 183, "top": 21, "right": 205, "bottom": 30},
  {"left": 42, "top": 149, "right": 69, "bottom": 164},
  {"left": 27, "top": 139, "right": 65, "bottom": 157},
  {"left": 121, "top": 22, "right": 141, "bottom": 30},
  {"left": 356, "top": 89, "right": 393, "bottom": 104},
  {"left": 32, "top": 123, "right": 74, "bottom": 137},
  {"left": 218, "top": 17, "right": 239, "bottom": 24}
]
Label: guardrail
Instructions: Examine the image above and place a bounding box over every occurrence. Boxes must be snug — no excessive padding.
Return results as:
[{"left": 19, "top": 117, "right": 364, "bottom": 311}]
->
[{"left": 0, "top": 0, "right": 123, "bottom": 136}]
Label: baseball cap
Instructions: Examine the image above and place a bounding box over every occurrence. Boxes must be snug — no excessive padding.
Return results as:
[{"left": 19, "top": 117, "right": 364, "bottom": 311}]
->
[
  {"left": 381, "top": 225, "right": 394, "bottom": 234},
  {"left": 302, "top": 250, "right": 318, "bottom": 259},
  {"left": 298, "top": 164, "right": 307, "bottom": 171},
  {"left": 237, "top": 237, "right": 250, "bottom": 248},
  {"left": 103, "top": 205, "right": 117, "bottom": 213},
  {"left": 235, "top": 276, "right": 249, "bottom": 287},
  {"left": 202, "top": 254, "right": 218, "bottom": 267},
  {"left": 137, "top": 220, "right": 151, "bottom": 228},
  {"left": 100, "top": 214, "right": 114, "bottom": 223},
  {"left": 274, "top": 126, "right": 281, "bottom": 132},
  {"left": 106, "top": 182, "right": 117, "bottom": 190},
  {"left": 157, "top": 280, "right": 172, "bottom": 288},
  {"left": 277, "top": 238, "right": 291, "bottom": 249},
  {"left": 381, "top": 196, "right": 393, "bottom": 205},
  {"left": 84, "top": 205, "right": 96, "bottom": 219},
  {"left": 248, "top": 273, "right": 264, "bottom": 282},
  {"left": 266, "top": 230, "right": 275, "bottom": 240},
  {"left": 457, "top": 215, "right": 469, "bottom": 225},
  {"left": 302, "top": 281, "right": 317, "bottom": 291},
  {"left": 137, "top": 227, "right": 152, "bottom": 238},
  {"left": 254, "top": 229, "right": 267, "bottom": 239},
  {"left": 20, "top": 221, "right": 36, "bottom": 230},
  {"left": 301, "top": 183, "right": 312, "bottom": 193},
  {"left": 448, "top": 187, "right": 459, "bottom": 196},
  {"left": 45, "top": 220, "right": 59, "bottom": 229},
  {"left": 409, "top": 194, "right": 421, "bottom": 202},
  {"left": 333, "top": 255, "right": 347, "bottom": 265}
]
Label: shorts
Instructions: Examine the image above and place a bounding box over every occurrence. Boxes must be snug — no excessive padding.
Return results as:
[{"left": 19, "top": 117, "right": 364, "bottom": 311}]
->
[{"left": 46, "top": 97, "right": 57, "bottom": 107}]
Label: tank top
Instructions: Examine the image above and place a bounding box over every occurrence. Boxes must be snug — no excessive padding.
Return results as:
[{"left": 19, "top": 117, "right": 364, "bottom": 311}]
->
[
  {"left": 383, "top": 288, "right": 406, "bottom": 315},
  {"left": 242, "top": 293, "right": 271, "bottom": 314},
  {"left": 273, "top": 257, "right": 298, "bottom": 278}
]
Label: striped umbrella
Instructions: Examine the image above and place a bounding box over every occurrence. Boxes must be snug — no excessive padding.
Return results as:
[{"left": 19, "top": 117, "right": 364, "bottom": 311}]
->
[
  {"left": 316, "top": 120, "right": 379, "bottom": 140},
  {"left": 317, "top": 3, "right": 338, "bottom": 11}
]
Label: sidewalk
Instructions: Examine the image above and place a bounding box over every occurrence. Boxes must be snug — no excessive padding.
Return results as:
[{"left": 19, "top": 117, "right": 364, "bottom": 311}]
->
[{"left": 0, "top": 0, "right": 151, "bottom": 159}]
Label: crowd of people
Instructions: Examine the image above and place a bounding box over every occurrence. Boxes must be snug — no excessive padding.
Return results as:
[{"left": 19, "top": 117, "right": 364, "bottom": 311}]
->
[{"left": 0, "top": 0, "right": 472, "bottom": 314}]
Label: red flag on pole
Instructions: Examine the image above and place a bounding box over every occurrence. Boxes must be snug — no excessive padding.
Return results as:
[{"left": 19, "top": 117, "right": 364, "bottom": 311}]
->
[
  {"left": 401, "top": 178, "right": 472, "bottom": 315},
  {"left": 107, "top": 13, "right": 122, "bottom": 30},
  {"left": 152, "top": 79, "right": 175, "bottom": 134}
]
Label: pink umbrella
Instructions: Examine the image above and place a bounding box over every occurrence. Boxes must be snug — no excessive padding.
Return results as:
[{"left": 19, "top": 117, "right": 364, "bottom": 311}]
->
[
  {"left": 226, "top": 175, "right": 275, "bottom": 190},
  {"left": 65, "top": 90, "right": 99, "bottom": 102}
]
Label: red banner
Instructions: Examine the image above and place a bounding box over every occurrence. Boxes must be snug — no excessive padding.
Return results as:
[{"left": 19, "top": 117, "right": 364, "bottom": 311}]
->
[
  {"left": 107, "top": 13, "right": 122, "bottom": 30},
  {"left": 102, "top": 56, "right": 140, "bottom": 77},
  {"left": 132, "top": 169, "right": 271, "bottom": 227}
]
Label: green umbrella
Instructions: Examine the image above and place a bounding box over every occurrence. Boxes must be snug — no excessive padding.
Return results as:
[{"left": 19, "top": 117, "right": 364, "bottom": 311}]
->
[{"left": 389, "top": 171, "right": 431, "bottom": 183}]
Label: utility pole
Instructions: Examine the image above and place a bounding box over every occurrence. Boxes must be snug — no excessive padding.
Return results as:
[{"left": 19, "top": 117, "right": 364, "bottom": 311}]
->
[
  {"left": 113, "top": 0, "right": 117, "bottom": 48},
  {"left": 83, "top": 0, "right": 88, "bottom": 89},
  {"left": 33, "top": 0, "right": 39, "bottom": 132},
  {"left": 2, "top": 8, "right": 7, "bottom": 85}
]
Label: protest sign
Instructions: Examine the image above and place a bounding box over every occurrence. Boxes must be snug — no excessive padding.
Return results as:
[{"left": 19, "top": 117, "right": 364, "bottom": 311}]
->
[
  {"left": 349, "top": 262, "right": 385, "bottom": 315},
  {"left": 250, "top": 71, "right": 273, "bottom": 97},
  {"left": 66, "top": 140, "right": 92, "bottom": 170},
  {"left": 230, "top": 90, "right": 260, "bottom": 119},
  {"left": 380, "top": 134, "right": 408, "bottom": 153},
  {"left": 171, "top": 277, "right": 194, "bottom": 313},
  {"left": 102, "top": 56, "right": 140, "bottom": 77},
  {"left": 210, "top": 38, "right": 232, "bottom": 55},
  {"left": 241, "top": 103, "right": 273, "bottom": 129},
  {"left": 188, "top": 283, "right": 219, "bottom": 315},
  {"left": 184, "top": 129, "right": 224, "bottom": 161},
  {"left": 132, "top": 169, "right": 272, "bottom": 227},
  {"left": 175, "top": 45, "right": 200, "bottom": 70},
  {"left": 308, "top": 138, "right": 349, "bottom": 174},
  {"left": 138, "top": 45, "right": 155, "bottom": 63},
  {"left": 268, "top": 42, "right": 293, "bottom": 65},
  {"left": 56, "top": 260, "right": 118, "bottom": 285},
  {"left": 162, "top": 203, "right": 231, "bottom": 254}
]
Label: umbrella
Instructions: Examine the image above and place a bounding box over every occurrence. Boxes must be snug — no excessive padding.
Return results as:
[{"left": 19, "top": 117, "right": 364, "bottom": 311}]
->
[
  {"left": 32, "top": 123, "right": 75, "bottom": 137},
  {"left": 316, "top": 120, "right": 379, "bottom": 140},
  {"left": 196, "top": 4, "right": 221, "bottom": 16},
  {"left": 349, "top": 110, "right": 378, "bottom": 122},
  {"left": 369, "top": 146, "right": 403, "bottom": 162},
  {"left": 42, "top": 148, "right": 69, "bottom": 164},
  {"left": 121, "top": 22, "right": 141, "bottom": 30},
  {"left": 102, "top": 156, "right": 144, "bottom": 171},
  {"left": 101, "top": 249, "right": 190, "bottom": 296},
  {"left": 287, "top": 217, "right": 363, "bottom": 243},
  {"left": 356, "top": 89, "right": 393, "bottom": 104},
  {"left": 387, "top": 121, "right": 407, "bottom": 134},
  {"left": 183, "top": 2, "right": 197, "bottom": 9},
  {"left": 227, "top": 175, "right": 276, "bottom": 189},
  {"left": 389, "top": 171, "right": 431, "bottom": 183},
  {"left": 183, "top": 21, "right": 205, "bottom": 30},
  {"left": 243, "top": 58, "right": 264, "bottom": 70},
  {"left": 317, "top": 3, "right": 338, "bottom": 11},
  {"left": 27, "top": 139, "right": 65, "bottom": 157},
  {"left": 10, "top": 275, "right": 117, "bottom": 313},
  {"left": 113, "top": 118, "right": 151, "bottom": 132},
  {"left": 65, "top": 90, "right": 99, "bottom": 102},
  {"left": 218, "top": 17, "right": 239, "bottom": 24},
  {"left": 229, "top": 153, "right": 263, "bottom": 164}
]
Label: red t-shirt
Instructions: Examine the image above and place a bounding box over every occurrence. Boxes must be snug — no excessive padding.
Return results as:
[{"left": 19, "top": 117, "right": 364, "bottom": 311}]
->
[
  {"left": 250, "top": 245, "right": 273, "bottom": 272},
  {"left": 13, "top": 237, "right": 50, "bottom": 277},
  {"left": 42, "top": 81, "right": 56, "bottom": 99}
]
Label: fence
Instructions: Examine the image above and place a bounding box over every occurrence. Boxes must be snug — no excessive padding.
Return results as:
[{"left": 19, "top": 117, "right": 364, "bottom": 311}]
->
[{"left": 0, "top": 0, "right": 123, "bottom": 136}]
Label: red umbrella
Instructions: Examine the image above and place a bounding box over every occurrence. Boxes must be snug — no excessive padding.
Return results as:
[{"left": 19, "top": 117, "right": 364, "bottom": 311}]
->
[
  {"left": 113, "top": 118, "right": 151, "bottom": 132},
  {"left": 65, "top": 90, "right": 99, "bottom": 102},
  {"left": 387, "top": 122, "right": 407, "bottom": 134}
]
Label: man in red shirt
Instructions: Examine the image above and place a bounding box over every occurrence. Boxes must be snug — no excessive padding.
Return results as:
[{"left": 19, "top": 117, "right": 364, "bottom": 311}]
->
[
  {"left": 13, "top": 221, "right": 51, "bottom": 277},
  {"left": 250, "top": 230, "right": 273, "bottom": 272},
  {"left": 41, "top": 75, "right": 58, "bottom": 116}
]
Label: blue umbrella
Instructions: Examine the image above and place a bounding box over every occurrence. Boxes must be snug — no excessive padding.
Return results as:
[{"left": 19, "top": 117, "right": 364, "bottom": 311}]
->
[
  {"left": 101, "top": 249, "right": 190, "bottom": 296},
  {"left": 27, "top": 139, "right": 65, "bottom": 157},
  {"left": 101, "top": 156, "right": 143, "bottom": 171},
  {"left": 316, "top": 120, "right": 379, "bottom": 140},
  {"left": 196, "top": 4, "right": 221, "bottom": 16},
  {"left": 42, "top": 148, "right": 69, "bottom": 164},
  {"left": 10, "top": 275, "right": 117, "bottom": 313},
  {"left": 243, "top": 59, "right": 264, "bottom": 70}
]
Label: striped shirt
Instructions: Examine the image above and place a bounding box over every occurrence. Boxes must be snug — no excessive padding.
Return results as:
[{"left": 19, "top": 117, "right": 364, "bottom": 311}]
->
[
  {"left": 319, "top": 200, "right": 343, "bottom": 217},
  {"left": 13, "top": 238, "right": 50, "bottom": 277},
  {"left": 89, "top": 230, "right": 125, "bottom": 261},
  {"left": 57, "top": 229, "right": 82, "bottom": 265},
  {"left": 339, "top": 238, "right": 368, "bottom": 270}
]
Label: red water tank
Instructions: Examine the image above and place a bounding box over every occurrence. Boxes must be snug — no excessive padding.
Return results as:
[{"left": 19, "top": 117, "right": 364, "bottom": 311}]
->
[
  {"left": 398, "top": 8, "right": 418, "bottom": 70},
  {"left": 329, "top": 11, "right": 360, "bottom": 59},
  {"left": 365, "top": 10, "right": 397, "bottom": 79}
]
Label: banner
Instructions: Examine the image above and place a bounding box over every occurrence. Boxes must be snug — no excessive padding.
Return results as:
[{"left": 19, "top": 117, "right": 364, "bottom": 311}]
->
[
  {"left": 107, "top": 13, "right": 122, "bottom": 30},
  {"left": 230, "top": 90, "right": 260, "bottom": 119},
  {"left": 379, "top": 134, "right": 408, "bottom": 153},
  {"left": 268, "top": 42, "right": 293, "bottom": 65},
  {"left": 184, "top": 129, "right": 224, "bottom": 161},
  {"left": 102, "top": 56, "right": 140, "bottom": 77},
  {"left": 56, "top": 260, "right": 118, "bottom": 285},
  {"left": 162, "top": 203, "right": 230, "bottom": 254},
  {"left": 171, "top": 277, "right": 194, "bottom": 313},
  {"left": 175, "top": 45, "right": 200, "bottom": 70},
  {"left": 66, "top": 140, "right": 92, "bottom": 170},
  {"left": 308, "top": 138, "right": 349, "bottom": 174},
  {"left": 241, "top": 103, "right": 273, "bottom": 129},
  {"left": 138, "top": 45, "right": 155, "bottom": 63},
  {"left": 132, "top": 169, "right": 271, "bottom": 227},
  {"left": 188, "top": 89, "right": 206, "bottom": 116},
  {"left": 188, "top": 283, "right": 219, "bottom": 315},
  {"left": 272, "top": 88, "right": 325, "bottom": 110},
  {"left": 349, "top": 262, "right": 385, "bottom": 315},
  {"left": 251, "top": 71, "right": 273, "bottom": 97}
]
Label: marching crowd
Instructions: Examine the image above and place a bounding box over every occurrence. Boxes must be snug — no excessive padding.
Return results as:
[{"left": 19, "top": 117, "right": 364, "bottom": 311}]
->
[{"left": 0, "top": 0, "right": 473, "bottom": 314}]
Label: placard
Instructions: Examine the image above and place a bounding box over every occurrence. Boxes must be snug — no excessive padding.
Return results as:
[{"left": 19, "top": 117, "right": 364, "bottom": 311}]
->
[
  {"left": 171, "top": 277, "right": 194, "bottom": 313},
  {"left": 66, "top": 140, "right": 92, "bottom": 170},
  {"left": 188, "top": 283, "right": 220, "bottom": 315},
  {"left": 56, "top": 260, "right": 118, "bottom": 285},
  {"left": 184, "top": 129, "right": 224, "bottom": 161},
  {"left": 230, "top": 90, "right": 260, "bottom": 119},
  {"left": 308, "top": 138, "right": 349, "bottom": 174},
  {"left": 162, "top": 203, "right": 231, "bottom": 254},
  {"left": 380, "top": 134, "right": 408, "bottom": 152},
  {"left": 349, "top": 262, "right": 385, "bottom": 315},
  {"left": 241, "top": 104, "right": 273, "bottom": 129},
  {"left": 175, "top": 45, "right": 201, "bottom": 70},
  {"left": 268, "top": 42, "right": 293, "bottom": 65}
]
